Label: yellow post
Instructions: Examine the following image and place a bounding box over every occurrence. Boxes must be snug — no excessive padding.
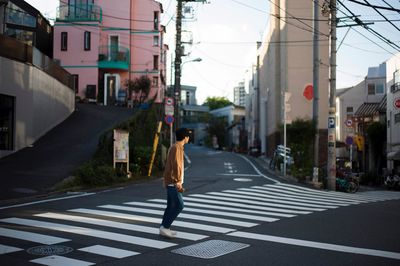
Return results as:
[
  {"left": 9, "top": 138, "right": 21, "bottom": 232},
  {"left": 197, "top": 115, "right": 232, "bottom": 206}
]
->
[{"left": 148, "top": 121, "right": 163, "bottom": 176}]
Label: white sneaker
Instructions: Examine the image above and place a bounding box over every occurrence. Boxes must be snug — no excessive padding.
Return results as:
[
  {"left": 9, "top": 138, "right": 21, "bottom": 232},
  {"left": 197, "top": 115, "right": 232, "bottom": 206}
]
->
[{"left": 159, "top": 226, "right": 176, "bottom": 238}]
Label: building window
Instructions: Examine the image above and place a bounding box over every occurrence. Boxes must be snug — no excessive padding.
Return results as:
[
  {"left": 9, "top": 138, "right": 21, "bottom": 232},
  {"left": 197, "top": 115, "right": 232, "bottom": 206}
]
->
[
  {"left": 5, "top": 28, "right": 34, "bottom": 46},
  {"left": 153, "top": 55, "right": 159, "bottom": 70},
  {"left": 395, "top": 113, "right": 400, "bottom": 124},
  {"left": 152, "top": 77, "right": 158, "bottom": 87},
  {"left": 346, "top": 106, "right": 353, "bottom": 113},
  {"left": 376, "top": 83, "right": 384, "bottom": 94},
  {"left": 368, "top": 83, "right": 384, "bottom": 95},
  {"left": 154, "top": 11, "right": 159, "bottom": 30},
  {"left": 6, "top": 3, "right": 36, "bottom": 27},
  {"left": 61, "top": 32, "right": 68, "bottom": 51},
  {"left": 367, "top": 83, "right": 375, "bottom": 95},
  {"left": 153, "top": 36, "right": 159, "bottom": 46},
  {"left": 72, "top": 74, "right": 79, "bottom": 93},
  {"left": 84, "top": 31, "right": 91, "bottom": 50},
  {"left": 0, "top": 94, "right": 15, "bottom": 150}
]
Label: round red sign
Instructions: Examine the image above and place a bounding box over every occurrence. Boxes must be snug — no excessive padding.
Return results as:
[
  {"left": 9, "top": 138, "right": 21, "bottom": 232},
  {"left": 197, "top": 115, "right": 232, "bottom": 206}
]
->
[
  {"left": 303, "top": 84, "right": 313, "bottom": 101},
  {"left": 394, "top": 98, "right": 400, "bottom": 109}
]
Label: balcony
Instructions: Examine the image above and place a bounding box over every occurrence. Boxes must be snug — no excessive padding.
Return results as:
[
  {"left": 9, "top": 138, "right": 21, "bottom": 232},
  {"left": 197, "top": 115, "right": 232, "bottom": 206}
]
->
[
  {"left": 98, "top": 45, "right": 130, "bottom": 70},
  {"left": 56, "top": 4, "right": 102, "bottom": 22}
]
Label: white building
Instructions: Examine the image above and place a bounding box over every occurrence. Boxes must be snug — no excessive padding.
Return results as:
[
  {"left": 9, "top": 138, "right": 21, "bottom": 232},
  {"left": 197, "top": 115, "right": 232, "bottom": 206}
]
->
[
  {"left": 386, "top": 53, "right": 400, "bottom": 174},
  {"left": 234, "top": 81, "right": 246, "bottom": 107}
]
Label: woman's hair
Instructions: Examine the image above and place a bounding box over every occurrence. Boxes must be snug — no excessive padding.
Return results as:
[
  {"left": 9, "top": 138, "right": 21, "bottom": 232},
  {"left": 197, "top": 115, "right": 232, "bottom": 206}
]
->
[{"left": 176, "top": 128, "right": 191, "bottom": 141}]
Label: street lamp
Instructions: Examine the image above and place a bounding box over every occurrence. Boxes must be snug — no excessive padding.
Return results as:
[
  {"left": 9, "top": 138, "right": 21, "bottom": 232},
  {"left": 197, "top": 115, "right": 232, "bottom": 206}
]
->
[{"left": 174, "top": 57, "right": 202, "bottom": 129}]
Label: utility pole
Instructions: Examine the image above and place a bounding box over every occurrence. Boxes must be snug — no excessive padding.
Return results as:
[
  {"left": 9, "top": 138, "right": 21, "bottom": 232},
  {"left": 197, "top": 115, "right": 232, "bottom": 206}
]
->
[
  {"left": 174, "top": 0, "right": 206, "bottom": 130},
  {"left": 312, "top": 0, "right": 320, "bottom": 184},
  {"left": 327, "top": 0, "right": 337, "bottom": 190},
  {"left": 174, "top": 0, "right": 183, "bottom": 130}
]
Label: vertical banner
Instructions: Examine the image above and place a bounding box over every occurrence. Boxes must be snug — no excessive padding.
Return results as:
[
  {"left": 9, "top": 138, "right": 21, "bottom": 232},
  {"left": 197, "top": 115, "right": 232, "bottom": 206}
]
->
[{"left": 113, "top": 129, "right": 129, "bottom": 174}]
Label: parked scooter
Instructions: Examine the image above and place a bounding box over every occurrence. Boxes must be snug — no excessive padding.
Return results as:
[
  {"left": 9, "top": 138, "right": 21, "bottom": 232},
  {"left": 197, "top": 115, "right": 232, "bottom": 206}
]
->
[{"left": 384, "top": 174, "right": 400, "bottom": 190}]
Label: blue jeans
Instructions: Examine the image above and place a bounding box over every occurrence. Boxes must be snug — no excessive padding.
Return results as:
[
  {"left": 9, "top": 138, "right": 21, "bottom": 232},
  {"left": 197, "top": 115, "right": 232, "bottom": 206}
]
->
[{"left": 161, "top": 185, "right": 184, "bottom": 228}]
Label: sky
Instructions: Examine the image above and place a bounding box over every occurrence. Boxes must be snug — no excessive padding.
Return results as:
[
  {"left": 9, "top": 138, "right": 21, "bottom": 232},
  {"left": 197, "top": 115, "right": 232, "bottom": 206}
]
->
[{"left": 26, "top": 0, "right": 400, "bottom": 104}]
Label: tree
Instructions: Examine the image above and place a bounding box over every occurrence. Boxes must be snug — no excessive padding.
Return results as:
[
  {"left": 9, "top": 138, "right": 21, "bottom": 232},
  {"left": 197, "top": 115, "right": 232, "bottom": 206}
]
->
[
  {"left": 125, "top": 75, "right": 152, "bottom": 107},
  {"left": 203, "top": 96, "right": 232, "bottom": 110},
  {"left": 205, "top": 115, "right": 228, "bottom": 149}
]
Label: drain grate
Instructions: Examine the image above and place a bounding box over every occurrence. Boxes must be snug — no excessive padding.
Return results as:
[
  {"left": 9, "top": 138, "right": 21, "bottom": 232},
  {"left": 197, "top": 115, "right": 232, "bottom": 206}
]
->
[
  {"left": 171, "top": 240, "right": 249, "bottom": 259},
  {"left": 27, "top": 245, "right": 73, "bottom": 256}
]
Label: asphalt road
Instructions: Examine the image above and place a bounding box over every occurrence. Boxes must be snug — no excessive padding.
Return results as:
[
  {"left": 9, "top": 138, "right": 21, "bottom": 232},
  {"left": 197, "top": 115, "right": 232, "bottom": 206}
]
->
[
  {"left": 0, "top": 103, "right": 134, "bottom": 202},
  {"left": 1, "top": 145, "right": 400, "bottom": 265}
]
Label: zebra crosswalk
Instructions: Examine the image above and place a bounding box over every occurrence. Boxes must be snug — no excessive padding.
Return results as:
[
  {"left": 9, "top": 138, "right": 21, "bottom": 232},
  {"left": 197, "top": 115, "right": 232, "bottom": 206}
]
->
[{"left": 1, "top": 183, "right": 400, "bottom": 265}]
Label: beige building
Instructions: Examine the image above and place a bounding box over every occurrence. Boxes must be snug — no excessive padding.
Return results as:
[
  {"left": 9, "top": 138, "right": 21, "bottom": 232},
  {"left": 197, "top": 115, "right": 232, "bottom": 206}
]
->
[
  {"left": 386, "top": 53, "right": 400, "bottom": 174},
  {"left": 255, "top": 0, "right": 329, "bottom": 163}
]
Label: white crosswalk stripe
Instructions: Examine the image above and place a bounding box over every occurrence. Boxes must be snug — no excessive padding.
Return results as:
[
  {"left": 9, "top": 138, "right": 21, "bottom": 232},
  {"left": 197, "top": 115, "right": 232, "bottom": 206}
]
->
[
  {"left": 69, "top": 208, "right": 235, "bottom": 233},
  {"left": 1, "top": 182, "right": 399, "bottom": 265},
  {"left": 0, "top": 217, "right": 176, "bottom": 249},
  {"left": 78, "top": 245, "right": 139, "bottom": 258},
  {"left": 99, "top": 204, "right": 263, "bottom": 226},
  {"left": 30, "top": 255, "right": 95, "bottom": 266},
  {"left": 0, "top": 244, "right": 22, "bottom": 255},
  {"left": 34, "top": 212, "right": 207, "bottom": 241},
  {"left": 0, "top": 227, "right": 70, "bottom": 244}
]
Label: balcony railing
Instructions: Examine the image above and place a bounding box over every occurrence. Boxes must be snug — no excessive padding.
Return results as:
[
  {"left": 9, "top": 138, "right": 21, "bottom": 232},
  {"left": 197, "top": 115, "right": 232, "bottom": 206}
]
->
[
  {"left": 391, "top": 82, "right": 400, "bottom": 93},
  {"left": 98, "top": 45, "right": 130, "bottom": 70},
  {"left": 56, "top": 4, "right": 102, "bottom": 22}
]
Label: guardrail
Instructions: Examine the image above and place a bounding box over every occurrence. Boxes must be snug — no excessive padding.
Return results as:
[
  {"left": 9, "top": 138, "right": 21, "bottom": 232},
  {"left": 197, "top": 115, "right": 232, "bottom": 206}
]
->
[{"left": 0, "top": 34, "right": 74, "bottom": 90}]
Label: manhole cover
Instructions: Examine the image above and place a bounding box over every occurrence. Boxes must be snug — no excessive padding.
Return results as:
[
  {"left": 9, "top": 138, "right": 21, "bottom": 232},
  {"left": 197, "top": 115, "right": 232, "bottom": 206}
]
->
[
  {"left": 27, "top": 245, "right": 73, "bottom": 256},
  {"left": 233, "top": 178, "right": 253, "bottom": 182},
  {"left": 171, "top": 240, "right": 249, "bottom": 259}
]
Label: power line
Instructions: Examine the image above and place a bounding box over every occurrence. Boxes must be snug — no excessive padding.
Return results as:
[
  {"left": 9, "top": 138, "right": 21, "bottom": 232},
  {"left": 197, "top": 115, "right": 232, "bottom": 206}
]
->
[
  {"left": 347, "top": 0, "right": 400, "bottom": 12},
  {"left": 268, "top": 0, "right": 329, "bottom": 38},
  {"left": 363, "top": 0, "right": 400, "bottom": 32},
  {"left": 337, "top": 0, "right": 400, "bottom": 52}
]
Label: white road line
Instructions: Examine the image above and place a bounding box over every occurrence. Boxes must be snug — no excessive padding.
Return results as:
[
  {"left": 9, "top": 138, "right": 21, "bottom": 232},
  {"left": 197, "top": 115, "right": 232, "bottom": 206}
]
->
[
  {"left": 0, "top": 244, "right": 23, "bottom": 255},
  {"left": 0, "top": 227, "right": 70, "bottom": 245},
  {"left": 244, "top": 187, "right": 359, "bottom": 205},
  {"left": 236, "top": 188, "right": 350, "bottom": 206},
  {"left": 69, "top": 208, "right": 234, "bottom": 233},
  {"left": 189, "top": 194, "right": 327, "bottom": 211},
  {"left": 126, "top": 201, "right": 287, "bottom": 220},
  {"left": 228, "top": 231, "right": 400, "bottom": 260},
  {"left": 78, "top": 245, "right": 139, "bottom": 258},
  {"left": 0, "top": 193, "right": 96, "bottom": 211},
  {"left": 253, "top": 186, "right": 366, "bottom": 204},
  {"left": 145, "top": 200, "right": 296, "bottom": 218},
  {"left": 30, "top": 255, "right": 95, "bottom": 266},
  {"left": 35, "top": 212, "right": 207, "bottom": 241},
  {"left": 1, "top": 218, "right": 175, "bottom": 249},
  {"left": 217, "top": 173, "right": 262, "bottom": 177},
  {"left": 99, "top": 204, "right": 262, "bottom": 226},
  {"left": 238, "top": 154, "right": 278, "bottom": 183},
  {"left": 179, "top": 197, "right": 311, "bottom": 214},
  {"left": 219, "top": 190, "right": 341, "bottom": 208}
]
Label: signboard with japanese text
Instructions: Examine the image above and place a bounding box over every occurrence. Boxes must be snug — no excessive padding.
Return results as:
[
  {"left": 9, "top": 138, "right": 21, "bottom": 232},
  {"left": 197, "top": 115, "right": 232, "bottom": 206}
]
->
[{"left": 113, "top": 129, "right": 129, "bottom": 172}]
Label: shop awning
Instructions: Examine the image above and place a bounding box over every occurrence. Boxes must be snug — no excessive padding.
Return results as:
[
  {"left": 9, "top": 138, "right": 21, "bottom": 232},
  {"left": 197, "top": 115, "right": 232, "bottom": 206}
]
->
[
  {"left": 387, "top": 150, "right": 400, "bottom": 160},
  {"left": 354, "top": 103, "right": 379, "bottom": 117}
]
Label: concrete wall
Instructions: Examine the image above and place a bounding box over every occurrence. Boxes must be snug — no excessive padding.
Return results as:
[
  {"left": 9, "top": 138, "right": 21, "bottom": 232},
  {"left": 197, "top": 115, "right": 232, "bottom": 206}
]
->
[{"left": 0, "top": 56, "right": 75, "bottom": 158}]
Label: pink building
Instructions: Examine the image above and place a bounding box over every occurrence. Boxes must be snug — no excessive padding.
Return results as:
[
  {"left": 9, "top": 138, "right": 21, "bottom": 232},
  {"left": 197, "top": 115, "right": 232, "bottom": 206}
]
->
[{"left": 54, "top": 0, "right": 167, "bottom": 105}]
